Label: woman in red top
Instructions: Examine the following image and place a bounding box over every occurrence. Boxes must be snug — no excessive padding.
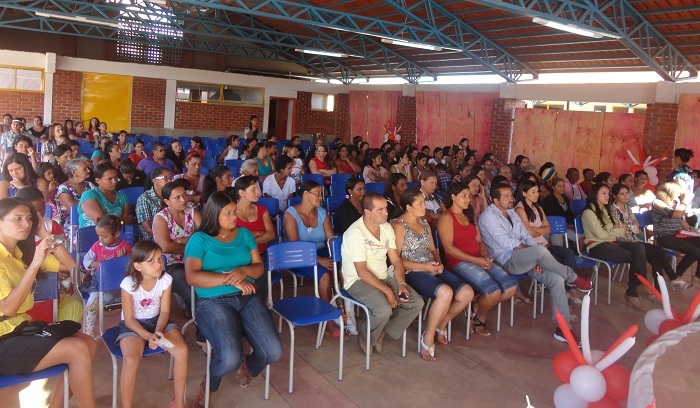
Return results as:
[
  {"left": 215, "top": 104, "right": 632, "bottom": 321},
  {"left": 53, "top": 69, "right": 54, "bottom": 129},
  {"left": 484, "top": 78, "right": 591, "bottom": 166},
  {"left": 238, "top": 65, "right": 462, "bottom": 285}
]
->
[
  {"left": 308, "top": 144, "right": 337, "bottom": 182},
  {"left": 437, "top": 181, "right": 517, "bottom": 336},
  {"left": 334, "top": 144, "right": 361, "bottom": 176},
  {"left": 188, "top": 136, "right": 206, "bottom": 159},
  {"left": 232, "top": 176, "right": 275, "bottom": 255}
]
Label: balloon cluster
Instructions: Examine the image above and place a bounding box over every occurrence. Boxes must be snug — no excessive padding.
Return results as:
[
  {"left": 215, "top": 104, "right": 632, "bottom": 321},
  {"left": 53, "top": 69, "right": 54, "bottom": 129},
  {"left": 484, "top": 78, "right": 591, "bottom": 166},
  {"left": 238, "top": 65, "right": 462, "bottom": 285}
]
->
[
  {"left": 552, "top": 295, "right": 635, "bottom": 408},
  {"left": 627, "top": 147, "right": 666, "bottom": 188},
  {"left": 639, "top": 273, "right": 700, "bottom": 345},
  {"left": 383, "top": 120, "right": 402, "bottom": 143}
]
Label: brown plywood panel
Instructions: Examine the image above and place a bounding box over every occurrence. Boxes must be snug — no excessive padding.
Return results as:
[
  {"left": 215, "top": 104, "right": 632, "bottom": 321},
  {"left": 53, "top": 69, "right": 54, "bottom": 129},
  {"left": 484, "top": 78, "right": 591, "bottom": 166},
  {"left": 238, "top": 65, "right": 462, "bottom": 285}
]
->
[
  {"left": 555, "top": 111, "right": 605, "bottom": 173},
  {"left": 445, "top": 92, "right": 475, "bottom": 149},
  {"left": 473, "top": 93, "right": 498, "bottom": 156},
  {"left": 416, "top": 91, "right": 447, "bottom": 148},
  {"left": 511, "top": 108, "right": 558, "bottom": 169},
  {"left": 598, "top": 112, "right": 647, "bottom": 178},
  {"left": 350, "top": 90, "right": 401, "bottom": 147},
  {"left": 675, "top": 94, "right": 700, "bottom": 169}
]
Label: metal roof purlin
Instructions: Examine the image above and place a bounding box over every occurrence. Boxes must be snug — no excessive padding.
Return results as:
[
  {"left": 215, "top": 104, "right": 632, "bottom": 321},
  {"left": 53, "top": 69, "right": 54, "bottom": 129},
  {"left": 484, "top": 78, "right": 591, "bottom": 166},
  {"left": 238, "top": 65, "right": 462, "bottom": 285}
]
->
[
  {"left": 469, "top": 0, "right": 698, "bottom": 81},
  {"left": 169, "top": 0, "right": 536, "bottom": 82},
  {"left": 0, "top": 0, "right": 368, "bottom": 83}
]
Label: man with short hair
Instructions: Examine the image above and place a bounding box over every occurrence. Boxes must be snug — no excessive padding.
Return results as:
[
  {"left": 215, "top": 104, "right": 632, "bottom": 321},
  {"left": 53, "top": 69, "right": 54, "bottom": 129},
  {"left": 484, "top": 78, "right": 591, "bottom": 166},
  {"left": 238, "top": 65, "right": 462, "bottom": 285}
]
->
[
  {"left": 135, "top": 167, "right": 171, "bottom": 240},
  {"left": 137, "top": 141, "right": 178, "bottom": 176},
  {"left": 341, "top": 193, "right": 423, "bottom": 354},
  {"left": 0, "top": 118, "right": 33, "bottom": 160},
  {"left": 1, "top": 113, "right": 11, "bottom": 133},
  {"left": 479, "top": 184, "right": 592, "bottom": 342}
]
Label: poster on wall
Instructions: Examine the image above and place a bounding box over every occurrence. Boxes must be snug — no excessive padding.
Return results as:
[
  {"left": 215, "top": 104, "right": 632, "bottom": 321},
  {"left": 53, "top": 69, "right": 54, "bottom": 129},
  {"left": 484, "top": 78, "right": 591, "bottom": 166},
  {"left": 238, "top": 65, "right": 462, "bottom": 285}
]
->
[{"left": 82, "top": 73, "right": 132, "bottom": 133}]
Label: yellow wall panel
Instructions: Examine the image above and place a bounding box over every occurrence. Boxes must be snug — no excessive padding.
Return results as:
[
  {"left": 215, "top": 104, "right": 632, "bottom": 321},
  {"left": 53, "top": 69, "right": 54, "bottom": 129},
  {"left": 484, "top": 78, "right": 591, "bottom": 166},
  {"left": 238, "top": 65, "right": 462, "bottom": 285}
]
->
[{"left": 81, "top": 73, "right": 132, "bottom": 132}]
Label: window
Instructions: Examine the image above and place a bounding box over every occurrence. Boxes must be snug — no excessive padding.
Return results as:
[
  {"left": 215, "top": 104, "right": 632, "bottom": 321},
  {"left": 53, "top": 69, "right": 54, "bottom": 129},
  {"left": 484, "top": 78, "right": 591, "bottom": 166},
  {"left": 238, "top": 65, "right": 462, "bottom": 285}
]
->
[
  {"left": 0, "top": 67, "right": 43, "bottom": 91},
  {"left": 311, "top": 93, "right": 335, "bottom": 112},
  {"left": 176, "top": 82, "right": 264, "bottom": 106}
]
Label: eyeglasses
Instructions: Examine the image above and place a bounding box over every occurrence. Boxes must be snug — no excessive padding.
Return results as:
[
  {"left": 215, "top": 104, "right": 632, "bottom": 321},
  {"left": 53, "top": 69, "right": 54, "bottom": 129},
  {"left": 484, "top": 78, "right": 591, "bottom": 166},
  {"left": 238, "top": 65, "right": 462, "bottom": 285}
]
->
[{"left": 154, "top": 175, "right": 172, "bottom": 181}]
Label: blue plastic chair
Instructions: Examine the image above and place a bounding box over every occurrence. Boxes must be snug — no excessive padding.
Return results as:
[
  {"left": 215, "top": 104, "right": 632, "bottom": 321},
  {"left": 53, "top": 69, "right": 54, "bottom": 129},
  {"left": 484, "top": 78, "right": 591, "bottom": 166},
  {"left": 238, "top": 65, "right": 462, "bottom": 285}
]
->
[
  {"left": 573, "top": 215, "right": 618, "bottom": 305},
  {"left": 257, "top": 197, "right": 282, "bottom": 240},
  {"left": 407, "top": 182, "right": 419, "bottom": 189},
  {"left": 157, "top": 136, "right": 174, "bottom": 144},
  {"left": 326, "top": 196, "right": 345, "bottom": 214},
  {"left": 97, "top": 257, "right": 171, "bottom": 408},
  {"left": 287, "top": 196, "right": 302, "bottom": 208},
  {"left": 120, "top": 187, "right": 145, "bottom": 208},
  {"left": 570, "top": 199, "right": 587, "bottom": 215},
  {"left": 225, "top": 159, "right": 244, "bottom": 168},
  {"left": 301, "top": 174, "right": 324, "bottom": 187},
  {"left": 329, "top": 236, "right": 411, "bottom": 368},
  {"left": 202, "top": 158, "right": 217, "bottom": 169},
  {"left": 364, "top": 182, "right": 384, "bottom": 194},
  {"left": 0, "top": 273, "right": 69, "bottom": 407},
  {"left": 300, "top": 139, "right": 311, "bottom": 153},
  {"left": 330, "top": 173, "right": 352, "bottom": 186},
  {"left": 330, "top": 183, "right": 346, "bottom": 197},
  {"left": 266, "top": 241, "right": 343, "bottom": 393}
]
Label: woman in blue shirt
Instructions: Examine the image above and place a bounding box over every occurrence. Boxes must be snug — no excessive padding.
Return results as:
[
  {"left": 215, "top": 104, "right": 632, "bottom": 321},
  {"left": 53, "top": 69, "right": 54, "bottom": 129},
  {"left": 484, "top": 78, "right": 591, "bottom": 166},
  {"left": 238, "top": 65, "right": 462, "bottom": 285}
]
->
[
  {"left": 185, "top": 191, "right": 281, "bottom": 406},
  {"left": 77, "top": 163, "right": 133, "bottom": 228},
  {"left": 283, "top": 180, "right": 343, "bottom": 337}
]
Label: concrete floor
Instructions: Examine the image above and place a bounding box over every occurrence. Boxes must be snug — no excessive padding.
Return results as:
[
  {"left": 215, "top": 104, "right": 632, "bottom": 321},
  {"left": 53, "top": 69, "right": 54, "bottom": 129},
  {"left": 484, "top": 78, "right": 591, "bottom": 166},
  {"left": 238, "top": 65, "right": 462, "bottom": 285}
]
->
[{"left": 5, "top": 271, "right": 699, "bottom": 408}]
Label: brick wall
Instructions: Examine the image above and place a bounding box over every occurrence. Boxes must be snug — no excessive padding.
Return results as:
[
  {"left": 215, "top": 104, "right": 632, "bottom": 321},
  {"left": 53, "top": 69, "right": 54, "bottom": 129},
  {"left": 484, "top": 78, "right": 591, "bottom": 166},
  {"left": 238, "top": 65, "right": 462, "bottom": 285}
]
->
[
  {"left": 0, "top": 91, "right": 44, "bottom": 120},
  {"left": 51, "top": 70, "right": 82, "bottom": 122},
  {"left": 643, "top": 103, "right": 679, "bottom": 176},
  {"left": 396, "top": 95, "right": 416, "bottom": 148},
  {"left": 131, "top": 77, "right": 166, "bottom": 128},
  {"left": 294, "top": 91, "right": 350, "bottom": 142},
  {"left": 174, "top": 101, "right": 263, "bottom": 133},
  {"left": 489, "top": 98, "right": 526, "bottom": 163}
]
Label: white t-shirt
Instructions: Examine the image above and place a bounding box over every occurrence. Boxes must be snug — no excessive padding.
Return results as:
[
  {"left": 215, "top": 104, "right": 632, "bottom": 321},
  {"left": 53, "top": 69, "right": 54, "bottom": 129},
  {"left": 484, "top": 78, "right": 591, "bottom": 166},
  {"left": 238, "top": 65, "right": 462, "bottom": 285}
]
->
[
  {"left": 262, "top": 173, "right": 296, "bottom": 212},
  {"left": 223, "top": 146, "right": 239, "bottom": 161},
  {"left": 291, "top": 157, "right": 303, "bottom": 181},
  {"left": 341, "top": 218, "right": 396, "bottom": 289},
  {"left": 120, "top": 273, "right": 173, "bottom": 320}
]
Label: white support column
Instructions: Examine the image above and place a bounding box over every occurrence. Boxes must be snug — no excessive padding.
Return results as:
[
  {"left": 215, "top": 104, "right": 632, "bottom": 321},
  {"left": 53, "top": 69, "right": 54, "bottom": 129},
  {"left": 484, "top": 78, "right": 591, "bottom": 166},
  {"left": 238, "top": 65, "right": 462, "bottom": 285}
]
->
[
  {"left": 43, "top": 53, "right": 57, "bottom": 123},
  {"left": 164, "top": 79, "right": 176, "bottom": 130}
]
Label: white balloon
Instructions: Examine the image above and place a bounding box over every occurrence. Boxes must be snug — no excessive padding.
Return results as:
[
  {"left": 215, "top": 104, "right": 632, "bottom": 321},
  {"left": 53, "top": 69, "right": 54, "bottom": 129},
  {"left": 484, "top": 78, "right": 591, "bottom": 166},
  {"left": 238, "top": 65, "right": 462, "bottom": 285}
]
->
[
  {"left": 649, "top": 175, "right": 659, "bottom": 186},
  {"left": 553, "top": 384, "right": 588, "bottom": 408},
  {"left": 570, "top": 365, "right": 607, "bottom": 402},
  {"left": 595, "top": 337, "right": 636, "bottom": 372},
  {"left": 591, "top": 349, "right": 605, "bottom": 364},
  {"left": 644, "top": 309, "right": 667, "bottom": 335},
  {"left": 645, "top": 167, "right": 657, "bottom": 177}
]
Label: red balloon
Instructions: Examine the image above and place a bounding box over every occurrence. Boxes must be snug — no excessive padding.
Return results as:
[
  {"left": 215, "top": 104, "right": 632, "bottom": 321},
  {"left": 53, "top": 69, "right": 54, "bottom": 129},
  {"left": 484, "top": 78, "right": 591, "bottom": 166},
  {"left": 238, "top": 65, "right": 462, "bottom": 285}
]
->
[
  {"left": 553, "top": 351, "right": 580, "bottom": 383},
  {"left": 588, "top": 395, "right": 621, "bottom": 408},
  {"left": 659, "top": 319, "right": 684, "bottom": 334},
  {"left": 646, "top": 334, "right": 659, "bottom": 346},
  {"left": 675, "top": 311, "right": 686, "bottom": 321},
  {"left": 630, "top": 164, "right": 644, "bottom": 174},
  {"left": 602, "top": 364, "right": 630, "bottom": 401}
]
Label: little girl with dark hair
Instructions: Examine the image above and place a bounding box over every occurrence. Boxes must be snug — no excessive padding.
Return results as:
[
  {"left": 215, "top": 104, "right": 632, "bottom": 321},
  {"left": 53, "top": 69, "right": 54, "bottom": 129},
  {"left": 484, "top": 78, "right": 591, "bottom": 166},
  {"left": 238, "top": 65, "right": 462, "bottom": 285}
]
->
[
  {"left": 80, "top": 214, "right": 132, "bottom": 336},
  {"left": 116, "top": 241, "right": 188, "bottom": 408}
]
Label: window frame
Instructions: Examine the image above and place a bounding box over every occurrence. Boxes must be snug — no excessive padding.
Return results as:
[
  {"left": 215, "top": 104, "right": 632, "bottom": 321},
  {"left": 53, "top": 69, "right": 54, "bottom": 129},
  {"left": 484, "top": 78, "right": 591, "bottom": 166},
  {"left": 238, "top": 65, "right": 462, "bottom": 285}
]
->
[
  {"left": 0, "top": 65, "right": 44, "bottom": 93},
  {"left": 175, "top": 80, "right": 264, "bottom": 107},
  {"left": 310, "top": 93, "right": 335, "bottom": 112}
]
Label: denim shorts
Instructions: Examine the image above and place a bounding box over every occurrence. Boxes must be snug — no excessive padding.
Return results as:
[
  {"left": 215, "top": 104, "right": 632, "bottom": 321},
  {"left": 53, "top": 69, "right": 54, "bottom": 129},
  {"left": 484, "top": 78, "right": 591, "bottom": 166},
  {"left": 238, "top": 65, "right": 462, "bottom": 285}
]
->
[
  {"left": 448, "top": 261, "right": 517, "bottom": 295},
  {"left": 114, "top": 314, "right": 179, "bottom": 344},
  {"left": 405, "top": 270, "right": 468, "bottom": 298}
]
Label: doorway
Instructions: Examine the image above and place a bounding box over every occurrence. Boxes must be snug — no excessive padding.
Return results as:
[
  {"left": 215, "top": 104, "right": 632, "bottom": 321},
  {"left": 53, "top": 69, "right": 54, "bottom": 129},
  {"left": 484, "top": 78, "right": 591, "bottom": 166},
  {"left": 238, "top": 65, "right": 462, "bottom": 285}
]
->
[{"left": 267, "top": 98, "right": 295, "bottom": 140}]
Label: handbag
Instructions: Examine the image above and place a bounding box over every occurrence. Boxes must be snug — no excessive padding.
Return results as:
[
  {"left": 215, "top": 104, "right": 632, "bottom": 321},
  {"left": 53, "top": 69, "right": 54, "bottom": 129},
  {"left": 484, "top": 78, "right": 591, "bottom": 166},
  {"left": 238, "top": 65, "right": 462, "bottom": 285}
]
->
[{"left": 0, "top": 320, "right": 80, "bottom": 341}]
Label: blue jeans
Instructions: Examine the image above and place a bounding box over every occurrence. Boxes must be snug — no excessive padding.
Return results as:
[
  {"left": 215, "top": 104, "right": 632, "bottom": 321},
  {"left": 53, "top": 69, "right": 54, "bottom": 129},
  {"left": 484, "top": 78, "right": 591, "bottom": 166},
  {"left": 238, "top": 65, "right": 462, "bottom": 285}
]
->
[
  {"left": 195, "top": 293, "right": 282, "bottom": 392},
  {"left": 449, "top": 261, "right": 517, "bottom": 295}
]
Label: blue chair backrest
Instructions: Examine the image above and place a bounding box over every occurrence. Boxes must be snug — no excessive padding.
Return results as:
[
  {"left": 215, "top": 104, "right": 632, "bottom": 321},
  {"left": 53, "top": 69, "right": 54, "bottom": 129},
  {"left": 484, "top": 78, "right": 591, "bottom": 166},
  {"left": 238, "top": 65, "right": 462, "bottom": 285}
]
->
[
  {"left": 225, "top": 159, "right": 244, "bottom": 168},
  {"left": 635, "top": 211, "right": 652, "bottom": 228},
  {"left": 121, "top": 187, "right": 145, "bottom": 207},
  {"left": 547, "top": 216, "right": 568, "bottom": 235},
  {"left": 77, "top": 227, "right": 99, "bottom": 255},
  {"left": 433, "top": 229, "right": 442, "bottom": 250},
  {"left": 364, "top": 182, "right": 384, "bottom": 194},
  {"left": 330, "top": 183, "right": 346, "bottom": 197},
  {"left": 574, "top": 215, "right": 584, "bottom": 234},
  {"left": 329, "top": 236, "right": 343, "bottom": 262},
  {"left": 571, "top": 199, "right": 587, "bottom": 215},
  {"left": 97, "top": 256, "right": 130, "bottom": 293},
  {"left": 267, "top": 241, "right": 317, "bottom": 271},
  {"left": 407, "top": 182, "right": 419, "bottom": 189},
  {"left": 301, "top": 174, "right": 324, "bottom": 186},
  {"left": 300, "top": 140, "right": 311, "bottom": 153},
  {"left": 34, "top": 271, "right": 59, "bottom": 302},
  {"left": 227, "top": 165, "right": 242, "bottom": 176},
  {"left": 330, "top": 173, "right": 352, "bottom": 186},
  {"left": 258, "top": 197, "right": 280, "bottom": 216},
  {"left": 288, "top": 196, "right": 302, "bottom": 208},
  {"left": 70, "top": 204, "right": 79, "bottom": 226},
  {"left": 157, "top": 136, "right": 174, "bottom": 144},
  {"left": 44, "top": 204, "right": 52, "bottom": 219},
  {"left": 202, "top": 158, "right": 217, "bottom": 169},
  {"left": 178, "top": 137, "right": 192, "bottom": 145},
  {"left": 326, "top": 196, "right": 345, "bottom": 214}
]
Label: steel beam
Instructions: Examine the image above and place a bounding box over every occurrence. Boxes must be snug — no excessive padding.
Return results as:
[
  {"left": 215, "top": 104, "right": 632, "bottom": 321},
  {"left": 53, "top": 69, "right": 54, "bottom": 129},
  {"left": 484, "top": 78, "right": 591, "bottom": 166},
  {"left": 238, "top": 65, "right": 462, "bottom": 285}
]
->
[
  {"left": 469, "top": 0, "right": 698, "bottom": 81},
  {"left": 162, "top": 0, "right": 536, "bottom": 82},
  {"left": 0, "top": 0, "right": 367, "bottom": 83}
]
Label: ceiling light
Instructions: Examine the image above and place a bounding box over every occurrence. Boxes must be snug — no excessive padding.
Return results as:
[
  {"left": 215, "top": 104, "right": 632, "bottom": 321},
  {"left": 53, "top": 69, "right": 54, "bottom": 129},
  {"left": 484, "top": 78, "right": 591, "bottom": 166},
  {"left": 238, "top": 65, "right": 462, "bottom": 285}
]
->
[
  {"left": 381, "top": 38, "right": 442, "bottom": 51},
  {"left": 295, "top": 48, "right": 348, "bottom": 58},
  {"left": 35, "top": 11, "right": 120, "bottom": 28},
  {"left": 532, "top": 17, "right": 620, "bottom": 39}
]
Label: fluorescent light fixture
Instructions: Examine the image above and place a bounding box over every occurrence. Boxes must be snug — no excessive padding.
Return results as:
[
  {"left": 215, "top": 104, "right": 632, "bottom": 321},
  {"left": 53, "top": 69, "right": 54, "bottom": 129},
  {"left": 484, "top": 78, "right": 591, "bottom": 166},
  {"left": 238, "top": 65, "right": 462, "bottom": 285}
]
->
[
  {"left": 295, "top": 48, "right": 348, "bottom": 58},
  {"left": 381, "top": 38, "right": 442, "bottom": 51},
  {"left": 35, "top": 11, "right": 120, "bottom": 28},
  {"left": 531, "top": 17, "right": 621, "bottom": 39}
]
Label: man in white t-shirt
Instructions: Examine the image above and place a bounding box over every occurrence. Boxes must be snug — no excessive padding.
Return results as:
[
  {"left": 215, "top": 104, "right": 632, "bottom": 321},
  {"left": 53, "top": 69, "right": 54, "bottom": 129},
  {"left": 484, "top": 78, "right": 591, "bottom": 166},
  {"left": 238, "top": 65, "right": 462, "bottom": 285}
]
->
[{"left": 341, "top": 193, "right": 423, "bottom": 354}]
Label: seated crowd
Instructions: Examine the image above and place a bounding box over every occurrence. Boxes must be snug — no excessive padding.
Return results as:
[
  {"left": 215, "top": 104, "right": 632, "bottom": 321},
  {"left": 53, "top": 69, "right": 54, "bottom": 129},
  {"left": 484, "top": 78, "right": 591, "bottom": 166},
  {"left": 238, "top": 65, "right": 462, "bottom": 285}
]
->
[{"left": 2, "top": 111, "right": 700, "bottom": 407}]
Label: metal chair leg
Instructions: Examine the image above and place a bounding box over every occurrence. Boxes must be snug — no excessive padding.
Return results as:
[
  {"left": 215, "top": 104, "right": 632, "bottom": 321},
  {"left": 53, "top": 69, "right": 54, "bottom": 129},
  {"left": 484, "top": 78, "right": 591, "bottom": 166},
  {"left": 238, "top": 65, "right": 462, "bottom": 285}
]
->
[{"left": 496, "top": 302, "right": 502, "bottom": 332}]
